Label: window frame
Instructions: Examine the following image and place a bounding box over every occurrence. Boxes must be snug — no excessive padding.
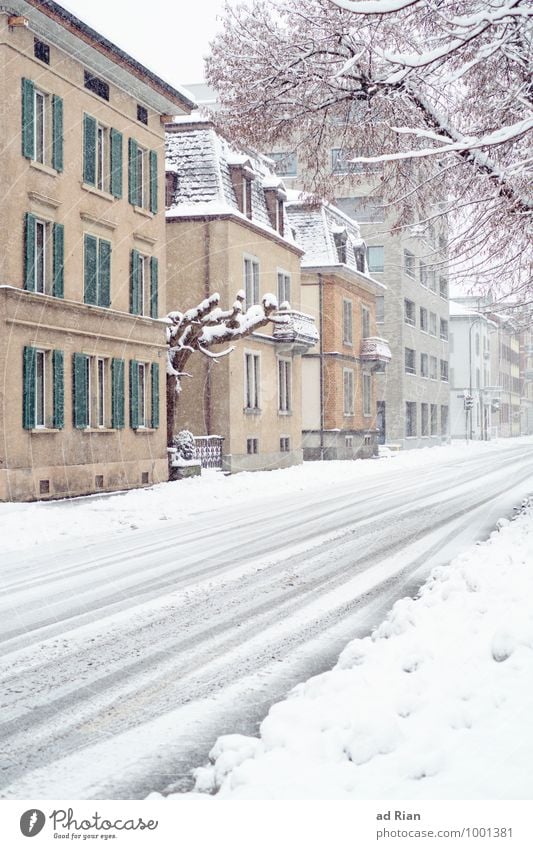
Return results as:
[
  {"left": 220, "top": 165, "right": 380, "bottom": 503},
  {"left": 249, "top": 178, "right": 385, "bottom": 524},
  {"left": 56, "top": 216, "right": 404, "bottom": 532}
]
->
[
  {"left": 405, "top": 347, "right": 416, "bottom": 375},
  {"left": 343, "top": 368, "right": 355, "bottom": 416},
  {"left": 243, "top": 255, "right": 260, "bottom": 308},
  {"left": 404, "top": 250, "right": 415, "bottom": 279},
  {"left": 277, "top": 270, "right": 291, "bottom": 306},
  {"left": 405, "top": 401, "right": 417, "bottom": 437},
  {"left": 367, "top": 245, "right": 384, "bottom": 273},
  {"left": 404, "top": 298, "right": 416, "bottom": 327},
  {"left": 278, "top": 357, "right": 292, "bottom": 413},
  {"left": 362, "top": 372, "right": 371, "bottom": 417},
  {"left": 343, "top": 298, "right": 353, "bottom": 345},
  {"left": 244, "top": 351, "right": 261, "bottom": 411}
]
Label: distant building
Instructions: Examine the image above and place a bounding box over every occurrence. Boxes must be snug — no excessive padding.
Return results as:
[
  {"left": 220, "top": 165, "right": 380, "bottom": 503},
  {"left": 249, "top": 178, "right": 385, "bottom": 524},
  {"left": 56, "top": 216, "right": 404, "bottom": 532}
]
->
[
  {"left": 0, "top": 0, "right": 193, "bottom": 501},
  {"left": 286, "top": 197, "right": 391, "bottom": 460},
  {"left": 165, "top": 115, "right": 318, "bottom": 473}
]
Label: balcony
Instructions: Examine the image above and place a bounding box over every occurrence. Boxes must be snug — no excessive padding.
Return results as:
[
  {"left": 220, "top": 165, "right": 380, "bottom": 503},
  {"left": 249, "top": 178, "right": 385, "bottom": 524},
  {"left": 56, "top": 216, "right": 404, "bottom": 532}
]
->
[
  {"left": 272, "top": 308, "right": 319, "bottom": 353},
  {"left": 360, "top": 336, "right": 392, "bottom": 369}
]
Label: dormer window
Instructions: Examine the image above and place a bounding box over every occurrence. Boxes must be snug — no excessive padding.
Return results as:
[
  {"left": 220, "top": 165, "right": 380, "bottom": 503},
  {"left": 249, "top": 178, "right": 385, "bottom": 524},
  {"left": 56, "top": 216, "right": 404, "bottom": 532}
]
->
[
  {"left": 334, "top": 230, "right": 347, "bottom": 264},
  {"left": 264, "top": 185, "right": 287, "bottom": 235},
  {"left": 165, "top": 169, "right": 178, "bottom": 208},
  {"left": 228, "top": 161, "right": 255, "bottom": 219},
  {"left": 242, "top": 176, "right": 252, "bottom": 219}
]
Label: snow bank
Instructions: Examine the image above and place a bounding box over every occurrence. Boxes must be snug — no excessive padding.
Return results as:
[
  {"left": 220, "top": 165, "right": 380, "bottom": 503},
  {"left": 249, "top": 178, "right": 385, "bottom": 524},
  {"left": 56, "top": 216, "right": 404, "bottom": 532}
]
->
[
  {"left": 172, "top": 500, "right": 533, "bottom": 799},
  {"left": 3, "top": 438, "right": 532, "bottom": 558}
]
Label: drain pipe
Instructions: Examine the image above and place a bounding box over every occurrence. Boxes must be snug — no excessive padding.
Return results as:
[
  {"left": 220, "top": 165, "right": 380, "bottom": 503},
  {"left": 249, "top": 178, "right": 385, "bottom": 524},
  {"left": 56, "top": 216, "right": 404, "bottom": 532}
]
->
[
  {"left": 318, "top": 272, "right": 325, "bottom": 461},
  {"left": 204, "top": 219, "right": 212, "bottom": 437}
]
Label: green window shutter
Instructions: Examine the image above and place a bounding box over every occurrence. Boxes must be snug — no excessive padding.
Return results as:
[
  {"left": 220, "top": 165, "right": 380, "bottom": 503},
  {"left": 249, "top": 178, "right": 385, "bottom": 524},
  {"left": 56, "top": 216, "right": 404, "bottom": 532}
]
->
[
  {"left": 130, "top": 249, "right": 140, "bottom": 314},
  {"left": 151, "top": 362, "right": 160, "bottom": 428},
  {"left": 52, "top": 349, "right": 64, "bottom": 429},
  {"left": 84, "top": 234, "right": 98, "bottom": 304},
  {"left": 24, "top": 213, "right": 36, "bottom": 291},
  {"left": 149, "top": 149, "right": 158, "bottom": 214},
  {"left": 52, "top": 223, "right": 64, "bottom": 298},
  {"left": 52, "top": 95, "right": 64, "bottom": 172},
  {"left": 98, "top": 239, "right": 111, "bottom": 307},
  {"left": 111, "top": 358, "right": 125, "bottom": 429},
  {"left": 72, "top": 353, "right": 89, "bottom": 428},
  {"left": 83, "top": 114, "right": 96, "bottom": 185},
  {"left": 21, "top": 78, "right": 35, "bottom": 159},
  {"left": 22, "top": 346, "right": 37, "bottom": 429},
  {"left": 128, "top": 138, "right": 138, "bottom": 205},
  {"left": 150, "top": 256, "right": 159, "bottom": 318},
  {"left": 110, "top": 128, "right": 123, "bottom": 198},
  {"left": 129, "top": 359, "right": 139, "bottom": 429}
]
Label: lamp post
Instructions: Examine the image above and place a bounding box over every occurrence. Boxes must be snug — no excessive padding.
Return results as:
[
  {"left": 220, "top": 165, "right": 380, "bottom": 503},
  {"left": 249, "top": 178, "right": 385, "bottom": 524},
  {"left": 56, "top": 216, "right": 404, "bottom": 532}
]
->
[{"left": 468, "top": 316, "right": 482, "bottom": 441}]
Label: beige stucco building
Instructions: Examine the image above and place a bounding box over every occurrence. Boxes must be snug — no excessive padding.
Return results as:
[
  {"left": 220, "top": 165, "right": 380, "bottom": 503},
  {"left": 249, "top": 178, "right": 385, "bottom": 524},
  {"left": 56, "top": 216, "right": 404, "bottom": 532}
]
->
[
  {"left": 286, "top": 199, "right": 391, "bottom": 460},
  {"left": 0, "top": 1, "right": 193, "bottom": 501},
  {"left": 165, "top": 117, "right": 318, "bottom": 473}
]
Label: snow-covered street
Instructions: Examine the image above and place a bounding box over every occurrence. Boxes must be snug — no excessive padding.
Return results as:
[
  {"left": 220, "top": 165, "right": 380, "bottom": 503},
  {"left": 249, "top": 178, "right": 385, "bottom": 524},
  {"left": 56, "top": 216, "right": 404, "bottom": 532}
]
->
[{"left": 1, "top": 438, "right": 533, "bottom": 799}]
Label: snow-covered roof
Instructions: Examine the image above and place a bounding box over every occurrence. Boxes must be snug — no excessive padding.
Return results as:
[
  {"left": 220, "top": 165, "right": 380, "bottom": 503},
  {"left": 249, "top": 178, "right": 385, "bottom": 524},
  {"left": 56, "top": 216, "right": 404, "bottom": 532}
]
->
[
  {"left": 286, "top": 197, "right": 369, "bottom": 273},
  {"left": 165, "top": 120, "right": 298, "bottom": 249}
]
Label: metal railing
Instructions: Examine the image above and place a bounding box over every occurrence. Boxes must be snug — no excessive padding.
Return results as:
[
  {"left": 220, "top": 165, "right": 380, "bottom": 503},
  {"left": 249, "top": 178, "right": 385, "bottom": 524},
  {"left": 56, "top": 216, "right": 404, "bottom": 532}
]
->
[{"left": 194, "top": 435, "right": 224, "bottom": 469}]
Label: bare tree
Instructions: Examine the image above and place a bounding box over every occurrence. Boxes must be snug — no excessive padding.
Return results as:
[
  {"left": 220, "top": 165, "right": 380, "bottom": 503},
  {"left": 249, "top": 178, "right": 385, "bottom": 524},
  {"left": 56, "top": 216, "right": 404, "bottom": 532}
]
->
[
  {"left": 166, "top": 290, "right": 280, "bottom": 445},
  {"left": 207, "top": 0, "right": 532, "bottom": 296}
]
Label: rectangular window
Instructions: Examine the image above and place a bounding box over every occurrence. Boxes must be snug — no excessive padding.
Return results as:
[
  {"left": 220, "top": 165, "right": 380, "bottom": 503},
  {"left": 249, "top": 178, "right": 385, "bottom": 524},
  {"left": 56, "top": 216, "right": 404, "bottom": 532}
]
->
[
  {"left": 421, "top": 402, "right": 429, "bottom": 436},
  {"left": 23, "top": 347, "right": 64, "bottom": 430},
  {"left": 242, "top": 177, "right": 252, "bottom": 218},
  {"left": 277, "top": 271, "right": 291, "bottom": 305},
  {"left": 34, "top": 39, "right": 50, "bottom": 64},
  {"left": 84, "top": 235, "right": 111, "bottom": 307},
  {"left": 343, "top": 369, "right": 354, "bottom": 416},
  {"left": 130, "top": 250, "right": 157, "bottom": 316},
  {"left": 361, "top": 306, "right": 370, "bottom": 340},
  {"left": 367, "top": 245, "right": 384, "bottom": 272},
  {"left": 97, "top": 358, "right": 106, "bottom": 428},
  {"left": 35, "top": 218, "right": 48, "bottom": 293},
  {"left": 404, "top": 299, "right": 416, "bottom": 326},
  {"left": 245, "top": 352, "right": 260, "bottom": 410},
  {"left": 343, "top": 299, "right": 353, "bottom": 345},
  {"left": 404, "top": 250, "right": 415, "bottom": 278},
  {"left": 136, "top": 145, "right": 146, "bottom": 207},
  {"left": 278, "top": 359, "right": 292, "bottom": 412},
  {"left": 420, "top": 352, "right": 429, "bottom": 378},
  {"left": 267, "top": 151, "right": 297, "bottom": 177},
  {"left": 440, "top": 359, "right": 449, "bottom": 381},
  {"left": 137, "top": 104, "right": 148, "bottom": 125},
  {"left": 280, "top": 436, "right": 290, "bottom": 452},
  {"left": 96, "top": 123, "right": 107, "bottom": 191},
  {"left": 129, "top": 360, "right": 158, "bottom": 430},
  {"left": 405, "top": 402, "right": 417, "bottom": 437},
  {"left": 420, "top": 307, "right": 428, "bottom": 333},
  {"left": 84, "top": 116, "right": 122, "bottom": 197},
  {"left": 22, "top": 79, "right": 63, "bottom": 170},
  {"left": 430, "top": 404, "right": 438, "bottom": 435},
  {"left": 419, "top": 260, "right": 427, "bottom": 287},
  {"left": 35, "top": 349, "right": 45, "bottom": 427},
  {"left": 375, "top": 296, "right": 385, "bottom": 324},
  {"left": 247, "top": 437, "right": 258, "bottom": 454},
  {"left": 128, "top": 139, "right": 157, "bottom": 211},
  {"left": 244, "top": 257, "right": 260, "bottom": 307},
  {"left": 363, "top": 373, "right": 371, "bottom": 416},
  {"left": 430, "top": 355, "right": 438, "bottom": 380},
  {"left": 138, "top": 363, "right": 146, "bottom": 428},
  {"left": 84, "top": 70, "right": 109, "bottom": 101},
  {"left": 441, "top": 405, "right": 449, "bottom": 435},
  {"left": 405, "top": 348, "right": 416, "bottom": 374},
  {"left": 440, "top": 318, "right": 449, "bottom": 341},
  {"left": 439, "top": 277, "right": 448, "bottom": 299},
  {"left": 24, "top": 214, "right": 65, "bottom": 297},
  {"left": 429, "top": 312, "right": 437, "bottom": 336},
  {"left": 428, "top": 268, "right": 437, "bottom": 292}
]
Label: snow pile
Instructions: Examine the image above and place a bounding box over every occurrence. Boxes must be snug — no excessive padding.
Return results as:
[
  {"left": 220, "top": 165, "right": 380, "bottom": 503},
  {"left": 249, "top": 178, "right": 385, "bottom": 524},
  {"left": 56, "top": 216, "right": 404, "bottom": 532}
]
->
[{"left": 179, "top": 503, "right": 533, "bottom": 799}]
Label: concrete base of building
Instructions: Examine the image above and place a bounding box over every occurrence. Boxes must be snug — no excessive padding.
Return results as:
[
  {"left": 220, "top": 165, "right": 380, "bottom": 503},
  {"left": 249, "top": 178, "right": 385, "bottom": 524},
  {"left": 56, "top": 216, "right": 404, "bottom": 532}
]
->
[
  {"left": 0, "top": 458, "right": 168, "bottom": 502},
  {"left": 302, "top": 429, "right": 378, "bottom": 461},
  {"left": 222, "top": 448, "right": 303, "bottom": 474},
  {"left": 400, "top": 437, "right": 449, "bottom": 450}
]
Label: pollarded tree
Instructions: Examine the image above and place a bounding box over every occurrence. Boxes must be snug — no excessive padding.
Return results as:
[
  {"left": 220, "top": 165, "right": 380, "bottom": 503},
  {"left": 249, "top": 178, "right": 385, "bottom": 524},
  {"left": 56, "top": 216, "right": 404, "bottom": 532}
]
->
[
  {"left": 166, "top": 290, "right": 280, "bottom": 445},
  {"left": 207, "top": 0, "right": 533, "bottom": 297}
]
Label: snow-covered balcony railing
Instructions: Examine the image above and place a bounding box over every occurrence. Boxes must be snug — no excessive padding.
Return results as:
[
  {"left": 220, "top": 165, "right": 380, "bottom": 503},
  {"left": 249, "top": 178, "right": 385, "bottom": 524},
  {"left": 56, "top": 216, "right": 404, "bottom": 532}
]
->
[
  {"left": 360, "top": 337, "right": 392, "bottom": 369},
  {"left": 272, "top": 308, "right": 319, "bottom": 353}
]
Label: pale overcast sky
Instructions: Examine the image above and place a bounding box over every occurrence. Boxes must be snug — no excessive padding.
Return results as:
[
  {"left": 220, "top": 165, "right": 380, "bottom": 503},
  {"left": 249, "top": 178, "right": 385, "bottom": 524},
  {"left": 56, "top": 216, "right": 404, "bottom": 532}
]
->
[{"left": 60, "top": 0, "right": 235, "bottom": 92}]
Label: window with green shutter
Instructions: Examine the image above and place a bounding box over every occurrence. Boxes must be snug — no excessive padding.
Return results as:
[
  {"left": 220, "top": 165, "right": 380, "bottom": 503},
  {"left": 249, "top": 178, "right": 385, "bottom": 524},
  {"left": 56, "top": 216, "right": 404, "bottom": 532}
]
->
[
  {"left": 84, "top": 234, "right": 112, "bottom": 307},
  {"left": 52, "top": 95, "right": 63, "bottom": 172},
  {"left": 110, "top": 128, "right": 123, "bottom": 198},
  {"left": 129, "top": 359, "right": 139, "bottom": 429},
  {"left": 52, "top": 223, "right": 64, "bottom": 298},
  {"left": 21, "top": 78, "right": 35, "bottom": 159},
  {"left": 22, "top": 346, "right": 37, "bottom": 429},
  {"left": 52, "top": 350, "right": 64, "bottom": 429},
  {"left": 130, "top": 249, "right": 141, "bottom": 315},
  {"left": 111, "top": 358, "right": 125, "bottom": 429},
  {"left": 73, "top": 353, "right": 89, "bottom": 428},
  {"left": 83, "top": 114, "right": 97, "bottom": 185},
  {"left": 150, "top": 256, "right": 158, "bottom": 318},
  {"left": 24, "top": 213, "right": 36, "bottom": 292},
  {"left": 128, "top": 138, "right": 139, "bottom": 205},
  {"left": 149, "top": 150, "right": 158, "bottom": 213},
  {"left": 151, "top": 362, "right": 159, "bottom": 428}
]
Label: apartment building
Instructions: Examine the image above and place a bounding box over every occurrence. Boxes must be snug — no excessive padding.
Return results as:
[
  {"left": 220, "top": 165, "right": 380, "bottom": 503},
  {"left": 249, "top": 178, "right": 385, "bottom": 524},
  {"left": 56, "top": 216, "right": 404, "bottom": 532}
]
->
[
  {"left": 0, "top": 1, "right": 193, "bottom": 501},
  {"left": 165, "top": 116, "right": 318, "bottom": 473},
  {"left": 448, "top": 301, "right": 496, "bottom": 440},
  {"left": 286, "top": 197, "right": 391, "bottom": 460},
  {"left": 266, "top": 149, "right": 451, "bottom": 449}
]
